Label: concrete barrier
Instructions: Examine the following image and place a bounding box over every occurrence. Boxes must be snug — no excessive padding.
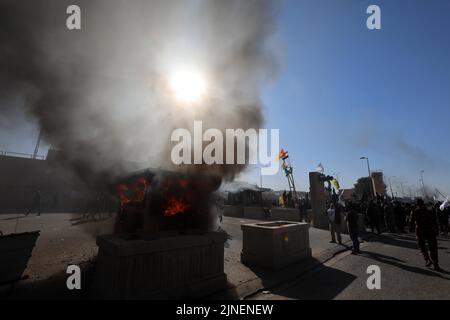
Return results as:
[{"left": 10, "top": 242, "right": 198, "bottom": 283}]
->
[
  {"left": 243, "top": 207, "right": 266, "bottom": 220},
  {"left": 270, "top": 208, "right": 300, "bottom": 222},
  {"left": 223, "top": 205, "right": 244, "bottom": 218},
  {"left": 241, "top": 221, "right": 311, "bottom": 270},
  {"left": 94, "top": 231, "right": 227, "bottom": 299}
]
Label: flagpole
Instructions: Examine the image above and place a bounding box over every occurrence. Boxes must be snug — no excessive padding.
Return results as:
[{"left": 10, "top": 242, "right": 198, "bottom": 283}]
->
[{"left": 260, "top": 171, "right": 263, "bottom": 189}]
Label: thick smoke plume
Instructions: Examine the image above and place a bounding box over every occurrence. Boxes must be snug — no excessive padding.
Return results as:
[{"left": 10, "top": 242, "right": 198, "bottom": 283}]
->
[{"left": 0, "top": 0, "right": 278, "bottom": 182}]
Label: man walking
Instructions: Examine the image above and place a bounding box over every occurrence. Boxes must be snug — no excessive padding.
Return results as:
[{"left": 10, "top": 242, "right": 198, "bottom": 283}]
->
[
  {"left": 410, "top": 198, "right": 441, "bottom": 271},
  {"left": 327, "top": 203, "right": 342, "bottom": 244}
]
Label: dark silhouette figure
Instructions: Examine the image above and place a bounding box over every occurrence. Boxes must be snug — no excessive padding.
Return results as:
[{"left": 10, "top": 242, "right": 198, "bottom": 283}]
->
[
  {"left": 410, "top": 198, "right": 441, "bottom": 271},
  {"left": 394, "top": 201, "right": 407, "bottom": 233},
  {"left": 346, "top": 202, "right": 360, "bottom": 254},
  {"left": 367, "top": 200, "right": 381, "bottom": 234}
]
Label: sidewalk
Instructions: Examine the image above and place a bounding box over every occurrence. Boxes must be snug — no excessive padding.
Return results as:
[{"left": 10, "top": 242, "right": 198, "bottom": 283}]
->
[{"left": 210, "top": 216, "right": 369, "bottom": 299}]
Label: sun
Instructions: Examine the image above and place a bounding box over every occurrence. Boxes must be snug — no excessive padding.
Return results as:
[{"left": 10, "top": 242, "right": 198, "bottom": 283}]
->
[{"left": 169, "top": 69, "right": 208, "bottom": 105}]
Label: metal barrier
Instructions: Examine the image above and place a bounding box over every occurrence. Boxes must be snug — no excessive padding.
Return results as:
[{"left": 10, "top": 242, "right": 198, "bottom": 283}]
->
[{"left": 0, "top": 151, "right": 45, "bottom": 160}]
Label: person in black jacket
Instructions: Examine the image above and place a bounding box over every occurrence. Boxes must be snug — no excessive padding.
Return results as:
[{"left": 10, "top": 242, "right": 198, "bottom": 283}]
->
[
  {"left": 346, "top": 201, "right": 360, "bottom": 254},
  {"left": 410, "top": 198, "right": 441, "bottom": 271},
  {"left": 366, "top": 200, "right": 381, "bottom": 235}
]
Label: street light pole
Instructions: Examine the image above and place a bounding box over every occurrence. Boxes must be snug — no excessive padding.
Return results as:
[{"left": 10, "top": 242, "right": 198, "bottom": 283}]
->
[{"left": 360, "top": 157, "right": 375, "bottom": 199}]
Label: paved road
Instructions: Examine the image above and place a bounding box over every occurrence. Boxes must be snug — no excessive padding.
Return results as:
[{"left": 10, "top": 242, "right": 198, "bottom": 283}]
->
[
  {"left": 249, "top": 233, "right": 450, "bottom": 300},
  {"left": 2, "top": 214, "right": 351, "bottom": 299}
]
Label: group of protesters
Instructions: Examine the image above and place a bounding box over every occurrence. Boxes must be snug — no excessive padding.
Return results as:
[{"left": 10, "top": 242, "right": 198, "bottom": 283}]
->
[{"left": 326, "top": 194, "right": 449, "bottom": 271}]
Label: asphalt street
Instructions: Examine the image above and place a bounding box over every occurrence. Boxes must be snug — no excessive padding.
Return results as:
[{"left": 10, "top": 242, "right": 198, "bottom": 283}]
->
[{"left": 249, "top": 233, "right": 450, "bottom": 300}]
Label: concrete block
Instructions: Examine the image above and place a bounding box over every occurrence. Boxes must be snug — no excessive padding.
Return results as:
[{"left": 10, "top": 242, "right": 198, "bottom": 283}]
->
[
  {"left": 94, "top": 230, "right": 227, "bottom": 299},
  {"left": 241, "top": 221, "right": 312, "bottom": 270}
]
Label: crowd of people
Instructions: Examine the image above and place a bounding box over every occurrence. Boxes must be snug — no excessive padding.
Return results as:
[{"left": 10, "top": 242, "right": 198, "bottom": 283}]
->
[{"left": 325, "top": 195, "right": 449, "bottom": 271}]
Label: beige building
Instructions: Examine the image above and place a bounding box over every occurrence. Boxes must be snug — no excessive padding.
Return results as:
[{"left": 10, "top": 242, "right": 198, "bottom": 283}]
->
[{"left": 371, "top": 171, "right": 386, "bottom": 196}]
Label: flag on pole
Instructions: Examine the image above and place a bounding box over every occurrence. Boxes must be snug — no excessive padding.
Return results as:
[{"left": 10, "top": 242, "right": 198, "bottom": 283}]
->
[
  {"left": 278, "top": 149, "right": 289, "bottom": 161},
  {"left": 315, "top": 163, "right": 324, "bottom": 174},
  {"left": 440, "top": 199, "right": 450, "bottom": 211},
  {"left": 338, "top": 189, "right": 346, "bottom": 207},
  {"left": 331, "top": 179, "right": 340, "bottom": 190}
]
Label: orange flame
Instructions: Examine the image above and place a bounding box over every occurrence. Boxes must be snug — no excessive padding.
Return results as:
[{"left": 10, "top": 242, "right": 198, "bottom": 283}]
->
[
  {"left": 116, "top": 177, "right": 147, "bottom": 210},
  {"left": 164, "top": 197, "right": 190, "bottom": 217}
]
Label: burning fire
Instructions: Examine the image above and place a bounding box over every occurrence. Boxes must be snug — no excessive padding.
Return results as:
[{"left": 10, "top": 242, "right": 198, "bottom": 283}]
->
[
  {"left": 113, "top": 171, "right": 220, "bottom": 234},
  {"left": 116, "top": 177, "right": 147, "bottom": 210},
  {"left": 164, "top": 197, "right": 191, "bottom": 217}
]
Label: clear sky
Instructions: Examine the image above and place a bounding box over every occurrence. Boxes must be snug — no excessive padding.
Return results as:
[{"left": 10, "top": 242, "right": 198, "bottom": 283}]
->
[
  {"left": 2, "top": 0, "right": 450, "bottom": 196},
  {"left": 240, "top": 0, "right": 450, "bottom": 196}
]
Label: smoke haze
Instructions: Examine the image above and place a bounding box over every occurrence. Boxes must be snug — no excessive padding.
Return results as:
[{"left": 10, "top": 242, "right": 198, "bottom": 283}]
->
[{"left": 0, "top": 0, "right": 279, "bottom": 181}]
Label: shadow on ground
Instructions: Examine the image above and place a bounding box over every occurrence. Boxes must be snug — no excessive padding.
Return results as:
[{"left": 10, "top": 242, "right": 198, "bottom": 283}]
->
[
  {"left": 359, "top": 250, "right": 450, "bottom": 280},
  {"left": 252, "top": 259, "right": 357, "bottom": 300},
  {"left": 1, "top": 260, "right": 96, "bottom": 300}
]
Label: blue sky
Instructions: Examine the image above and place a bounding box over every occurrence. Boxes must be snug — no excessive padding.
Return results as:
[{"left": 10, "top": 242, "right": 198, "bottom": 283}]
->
[
  {"left": 241, "top": 0, "right": 450, "bottom": 195},
  {"left": 2, "top": 0, "right": 450, "bottom": 196}
]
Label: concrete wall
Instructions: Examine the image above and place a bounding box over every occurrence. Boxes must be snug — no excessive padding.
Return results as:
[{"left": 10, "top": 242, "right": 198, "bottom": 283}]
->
[
  {"left": 223, "top": 205, "right": 244, "bottom": 218},
  {"left": 243, "top": 207, "right": 266, "bottom": 220},
  {"left": 309, "top": 172, "right": 329, "bottom": 229},
  {"left": 0, "top": 155, "right": 102, "bottom": 213},
  {"left": 270, "top": 208, "right": 300, "bottom": 222}
]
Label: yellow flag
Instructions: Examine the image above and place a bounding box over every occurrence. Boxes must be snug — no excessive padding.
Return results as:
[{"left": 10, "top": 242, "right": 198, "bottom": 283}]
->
[{"left": 331, "top": 179, "right": 340, "bottom": 190}]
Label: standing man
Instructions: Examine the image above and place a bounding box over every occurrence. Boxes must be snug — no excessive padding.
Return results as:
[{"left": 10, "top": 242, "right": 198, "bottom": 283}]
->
[
  {"left": 346, "top": 201, "right": 360, "bottom": 254},
  {"left": 298, "top": 198, "right": 305, "bottom": 222},
  {"left": 366, "top": 200, "right": 381, "bottom": 235},
  {"left": 327, "top": 203, "right": 342, "bottom": 244},
  {"left": 394, "top": 201, "right": 406, "bottom": 233},
  {"left": 384, "top": 201, "right": 396, "bottom": 233},
  {"left": 410, "top": 198, "right": 441, "bottom": 271}
]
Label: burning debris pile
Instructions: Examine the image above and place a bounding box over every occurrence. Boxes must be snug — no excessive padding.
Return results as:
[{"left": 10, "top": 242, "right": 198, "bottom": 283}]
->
[{"left": 113, "top": 170, "right": 222, "bottom": 233}]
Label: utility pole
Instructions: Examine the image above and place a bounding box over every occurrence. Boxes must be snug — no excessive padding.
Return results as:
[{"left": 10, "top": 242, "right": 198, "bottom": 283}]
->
[{"left": 360, "top": 157, "right": 375, "bottom": 199}]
